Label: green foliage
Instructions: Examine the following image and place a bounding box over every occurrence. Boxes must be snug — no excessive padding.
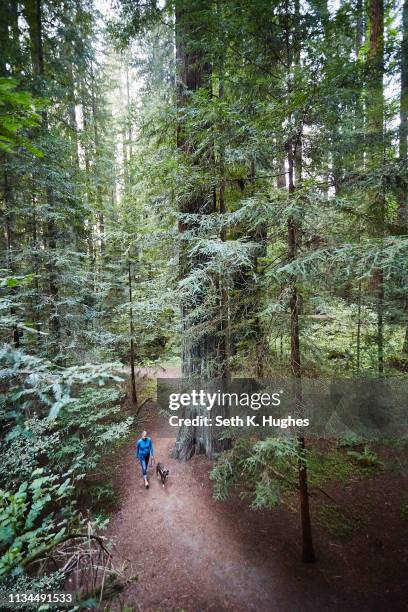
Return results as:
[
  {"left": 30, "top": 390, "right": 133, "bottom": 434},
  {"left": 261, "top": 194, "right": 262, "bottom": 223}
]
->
[
  {"left": 87, "top": 483, "right": 119, "bottom": 514},
  {"left": 347, "top": 446, "right": 384, "bottom": 469},
  {"left": 54, "top": 388, "right": 133, "bottom": 475},
  {"left": 307, "top": 448, "right": 360, "bottom": 486},
  {"left": 0, "top": 345, "right": 133, "bottom": 586},
  {"left": 0, "top": 78, "right": 43, "bottom": 155},
  {"left": 0, "top": 469, "right": 76, "bottom": 576},
  {"left": 337, "top": 433, "right": 366, "bottom": 449},
  {"left": 211, "top": 437, "right": 300, "bottom": 508},
  {"left": 0, "top": 416, "right": 60, "bottom": 488},
  {"left": 211, "top": 438, "right": 386, "bottom": 511},
  {"left": 0, "top": 345, "right": 124, "bottom": 420},
  {"left": 210, "top": 439, "right": 253, "bottom": 501}
]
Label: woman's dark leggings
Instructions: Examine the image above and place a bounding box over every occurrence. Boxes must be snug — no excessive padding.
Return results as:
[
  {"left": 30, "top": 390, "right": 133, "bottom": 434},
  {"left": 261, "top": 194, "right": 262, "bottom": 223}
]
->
[{"left": 139, "top": 454, "right": 150, "bottom": 477}]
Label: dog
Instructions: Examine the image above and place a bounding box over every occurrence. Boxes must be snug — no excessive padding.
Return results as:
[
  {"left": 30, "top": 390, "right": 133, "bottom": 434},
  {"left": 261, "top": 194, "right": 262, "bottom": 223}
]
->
[{"left": 156, "top": 462, "right": 170, "bottom": 487}]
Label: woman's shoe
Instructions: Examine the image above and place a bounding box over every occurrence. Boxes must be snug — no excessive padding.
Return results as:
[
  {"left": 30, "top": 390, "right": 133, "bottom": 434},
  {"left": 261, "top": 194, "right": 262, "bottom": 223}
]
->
[{"left": 145, "top": 479, "right": 149, "bottom": 489}]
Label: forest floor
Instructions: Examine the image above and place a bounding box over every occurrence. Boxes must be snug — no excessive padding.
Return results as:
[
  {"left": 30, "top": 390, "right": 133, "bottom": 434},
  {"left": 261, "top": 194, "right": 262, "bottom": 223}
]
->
[{"left": 106, "top": 368, "right": 408, "bottom": 612}]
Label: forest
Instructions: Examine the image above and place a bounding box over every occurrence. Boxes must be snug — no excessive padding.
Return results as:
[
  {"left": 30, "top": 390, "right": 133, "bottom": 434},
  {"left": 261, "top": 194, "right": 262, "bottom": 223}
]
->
[{"left": 0, "top": 0, "right": 408, "bottom": 609}]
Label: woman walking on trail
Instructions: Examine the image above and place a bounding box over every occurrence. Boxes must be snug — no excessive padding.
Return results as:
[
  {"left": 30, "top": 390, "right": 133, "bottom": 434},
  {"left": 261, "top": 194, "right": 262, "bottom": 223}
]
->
[{"left": 136, "top": 430, "right": 154, "bottom": 488}]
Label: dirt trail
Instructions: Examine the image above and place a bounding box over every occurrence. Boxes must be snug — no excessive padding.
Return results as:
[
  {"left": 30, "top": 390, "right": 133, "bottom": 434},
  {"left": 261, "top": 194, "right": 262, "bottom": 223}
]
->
[
  {"left": 107, "top": 370, "right": 386, "bottom": 611},
  {"left": 108, "top": 372, "right": 329, "bottom": 611}
]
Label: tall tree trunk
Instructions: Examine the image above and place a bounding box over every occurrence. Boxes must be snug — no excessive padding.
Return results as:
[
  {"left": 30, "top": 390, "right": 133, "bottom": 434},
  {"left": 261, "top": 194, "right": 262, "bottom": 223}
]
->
[
  {"left": 285, "top": 0, "right": 315, "bottom": 563},
  {"left": 32, "top": 196, "right": 42, "bottom": 345},
  {"left": 128, "top": 261, "right": 138, "bottom": 405},
  {"left": 250, "top": 162, "right": 268, "bottom": 379},
  {"left": 0, "top": 6, "right": 20, "bottom": 347},
  {"left": 217, "top": 78, "right": 230, "bottom": 382},
  {"left": 399, "top": 0, "right": 408, "bottom": 353},
  {"left": 121, "top": 66, "right": 129, "bottom": 192},
  {"left": 356, "top": 278, "right": 362, "bottom": 372},
  {"left": 176, "top": 0, "right": 215, "bottom": 380},
  {"left": 81, "top": 93, "right": 95, "bottom": 269},
  {"left": 22, "top": 0, "right": 44, "bottom": 77},
  {"left": 3, "top": 168, "right": 19, "bottom": 347},
  {"left": 401, "top": 0, "right": 408, "bottom": 172},
  {"left": 173, "top": 0, "right": 222, "bottom": 460},
  {"left": 356, "top": 0, "right": 364, "bottom": 56},
  {"left": 23, "top": 0, "right": 61, "bottom": 356},
  {"left": 126, "top": 58, "right": 133, "bottom": 168},
  {"left": 367, "top": 0, "right": 385, "bottom": 375},
  {"left": 90, "top": 60, "right": 105, "bottom": 258},
  {"left": 63, "top": 1, "right": 80, "bottom": 170},
  {"left": 354, "top": 0, "right": 365, "bottom": 367},
  {"left": 287, "top": 136, "right": 316, "bottom": 564}
]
